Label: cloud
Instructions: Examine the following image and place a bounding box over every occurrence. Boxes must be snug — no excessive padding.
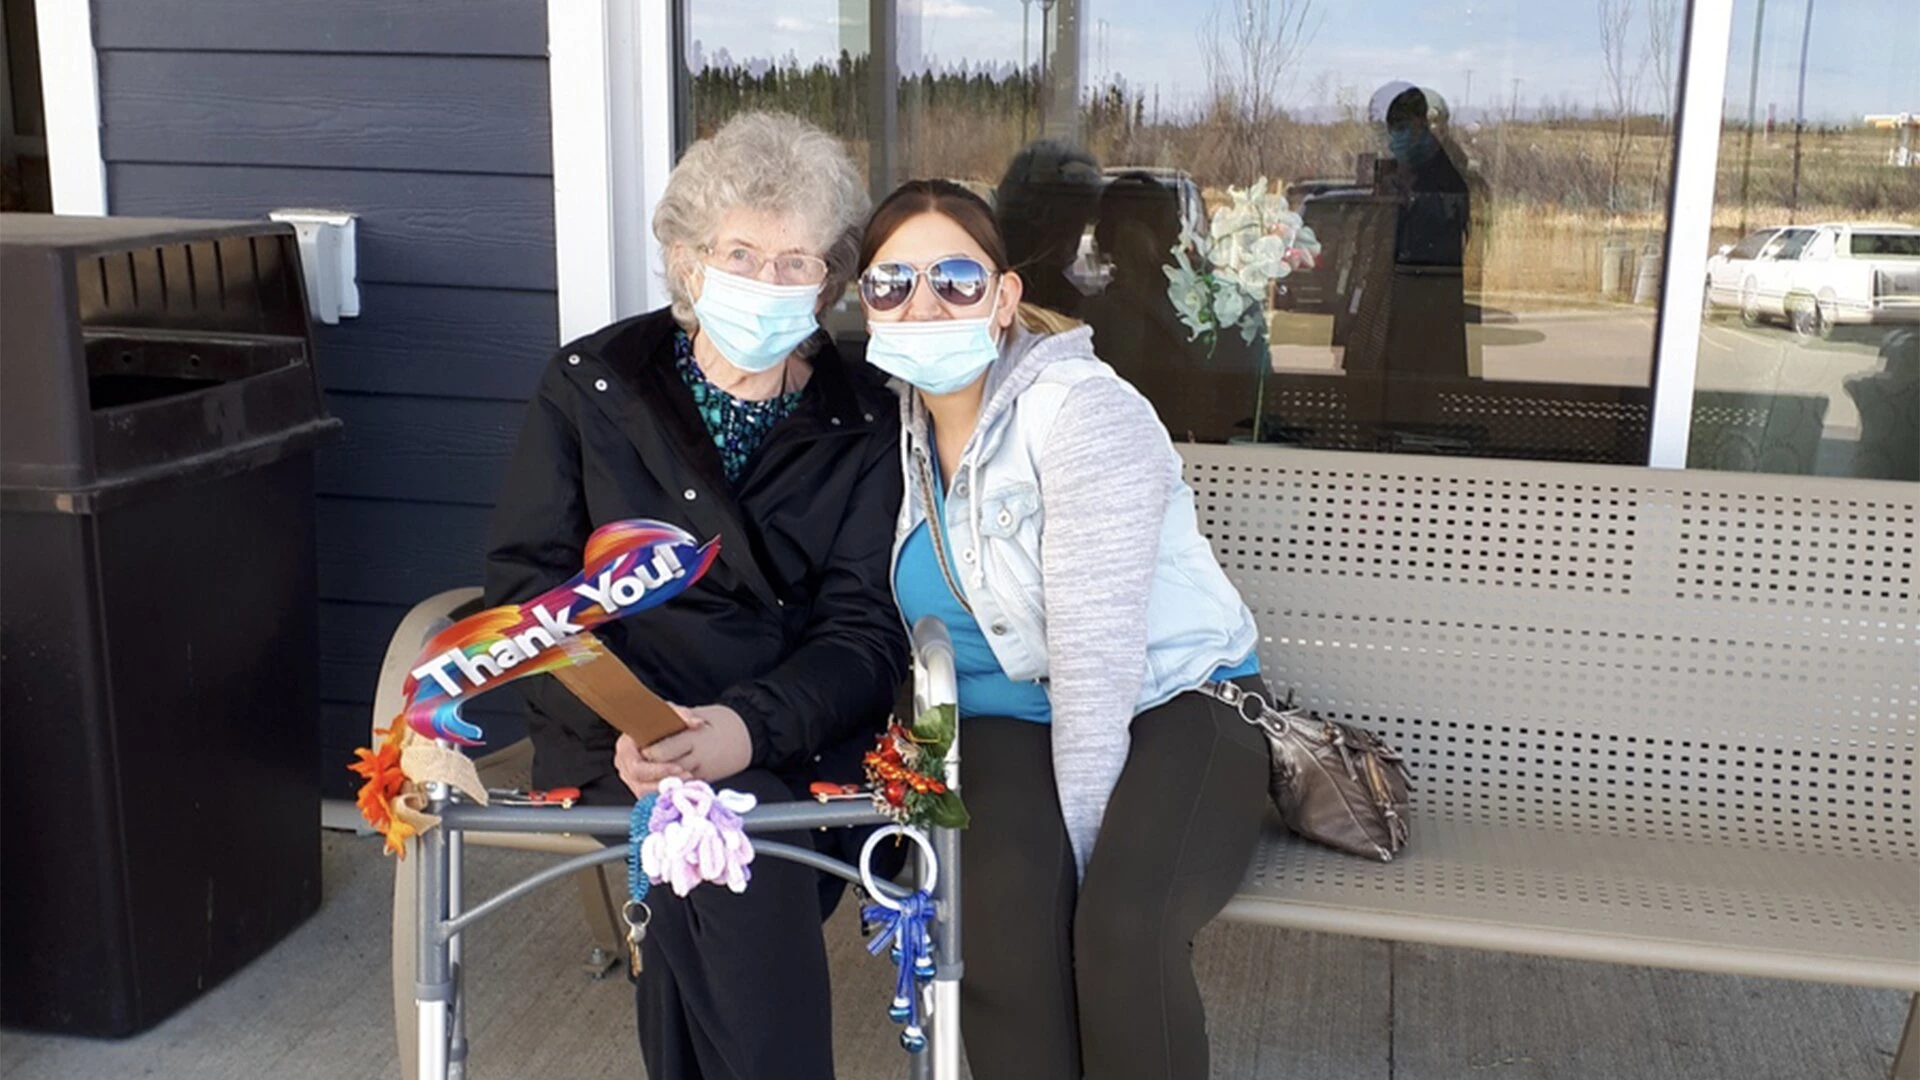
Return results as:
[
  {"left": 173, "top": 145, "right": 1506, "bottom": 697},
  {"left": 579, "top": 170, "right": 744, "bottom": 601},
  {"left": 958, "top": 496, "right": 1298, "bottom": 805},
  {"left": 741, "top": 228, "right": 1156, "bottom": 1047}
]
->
[
  {"left": 774, "top": 16, "right": 812, "bottom": 32},
  {"left": 915, "top": 0, "right": 993, "bottom": 19}
]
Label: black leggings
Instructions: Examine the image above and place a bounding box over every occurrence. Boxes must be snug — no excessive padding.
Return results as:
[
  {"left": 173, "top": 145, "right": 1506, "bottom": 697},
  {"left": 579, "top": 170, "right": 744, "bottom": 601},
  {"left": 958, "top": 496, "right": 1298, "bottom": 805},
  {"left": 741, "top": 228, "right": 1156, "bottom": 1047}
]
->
[{"left": 960, "top": 680, "right": 1270, "bottom": 1080}]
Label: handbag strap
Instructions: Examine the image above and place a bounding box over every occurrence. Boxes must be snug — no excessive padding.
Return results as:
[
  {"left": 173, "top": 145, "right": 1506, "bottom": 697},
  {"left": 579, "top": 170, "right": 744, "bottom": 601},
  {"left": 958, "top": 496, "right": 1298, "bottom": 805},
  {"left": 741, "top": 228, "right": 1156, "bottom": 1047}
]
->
[
  {"left": 1195, "top": 679, "right": 1298, "bottom": 739},
  {"left": 1200, "top": 680, "right": 1400, "bottom": 796},
  {"left": 914, "top": 446, "right": 975, "bottom": 617}
]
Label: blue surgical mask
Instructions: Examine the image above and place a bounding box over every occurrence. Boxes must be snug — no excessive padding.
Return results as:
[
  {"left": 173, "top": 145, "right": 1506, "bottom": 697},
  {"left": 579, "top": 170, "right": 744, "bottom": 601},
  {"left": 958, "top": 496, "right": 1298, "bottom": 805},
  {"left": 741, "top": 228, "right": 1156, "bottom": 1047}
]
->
[
  {"left": 1388, "top": 128, "right": 1438, "bottom": 165},
  {"left": 864, "top": 304, "right": 1002, "bottom": 396},
  {"left": 691, "top": 266, "right": 821, "bottom": 373}
]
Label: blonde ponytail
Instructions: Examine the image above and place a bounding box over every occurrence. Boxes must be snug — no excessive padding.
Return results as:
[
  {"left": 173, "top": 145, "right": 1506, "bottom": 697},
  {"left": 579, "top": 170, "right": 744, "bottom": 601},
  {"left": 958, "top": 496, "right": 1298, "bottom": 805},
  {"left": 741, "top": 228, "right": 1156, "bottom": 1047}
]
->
[{"left": 1015, "top": 302, "right": 1082, "bottom": 336}]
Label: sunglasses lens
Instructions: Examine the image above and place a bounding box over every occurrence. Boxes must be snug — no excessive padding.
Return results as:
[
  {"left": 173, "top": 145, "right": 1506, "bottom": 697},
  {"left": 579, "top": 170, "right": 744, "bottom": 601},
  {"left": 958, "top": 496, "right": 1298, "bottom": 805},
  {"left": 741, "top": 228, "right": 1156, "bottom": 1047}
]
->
[
  {"left": 860, "top": 263, "right": 916, "bottom": 311},
  {"left": 929, "top": 258, "right": 991, "bottom": 306}
]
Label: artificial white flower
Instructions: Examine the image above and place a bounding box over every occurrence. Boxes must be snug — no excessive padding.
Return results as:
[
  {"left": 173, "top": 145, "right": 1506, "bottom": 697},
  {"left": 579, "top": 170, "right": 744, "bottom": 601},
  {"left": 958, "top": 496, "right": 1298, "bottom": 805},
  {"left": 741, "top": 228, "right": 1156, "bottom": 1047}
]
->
[
  {"left": 1164, "top": 260, "right": 1214, "bottom": 340},
  {"left": 1164, "top": 175, "right": 1319, "bottom": 352},
  {"left": 1212, "top": 282, "right": 1252, "bottom": 327}
]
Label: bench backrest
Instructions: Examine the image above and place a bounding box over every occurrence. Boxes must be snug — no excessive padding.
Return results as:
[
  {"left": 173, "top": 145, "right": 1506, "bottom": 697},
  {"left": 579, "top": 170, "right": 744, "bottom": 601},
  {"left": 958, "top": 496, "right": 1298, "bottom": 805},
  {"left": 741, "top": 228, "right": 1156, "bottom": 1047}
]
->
[{"left": 1182, "top": 444, "right": 1918, "bottom": 862}]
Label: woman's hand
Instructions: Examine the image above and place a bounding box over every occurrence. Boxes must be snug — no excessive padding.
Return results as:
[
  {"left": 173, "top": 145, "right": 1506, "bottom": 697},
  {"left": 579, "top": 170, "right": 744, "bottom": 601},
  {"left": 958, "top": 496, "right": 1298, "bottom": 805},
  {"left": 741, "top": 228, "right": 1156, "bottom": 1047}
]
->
[
  {"left": 642, "top": 704, "right": 754, "bottom": 783},
  {"left": 614, "top": 733, "right": 688, "bottom": 798}
]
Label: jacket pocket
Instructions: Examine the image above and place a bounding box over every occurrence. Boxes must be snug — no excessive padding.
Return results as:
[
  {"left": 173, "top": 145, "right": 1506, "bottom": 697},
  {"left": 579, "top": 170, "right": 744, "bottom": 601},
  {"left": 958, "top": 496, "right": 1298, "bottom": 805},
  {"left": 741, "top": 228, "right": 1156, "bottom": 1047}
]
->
[
  {"left": 978, "top": 482, "right": 1039, "bottom": 538},
  {"left": 977, "top": 481, "right": 1047, "bottom": 627}
]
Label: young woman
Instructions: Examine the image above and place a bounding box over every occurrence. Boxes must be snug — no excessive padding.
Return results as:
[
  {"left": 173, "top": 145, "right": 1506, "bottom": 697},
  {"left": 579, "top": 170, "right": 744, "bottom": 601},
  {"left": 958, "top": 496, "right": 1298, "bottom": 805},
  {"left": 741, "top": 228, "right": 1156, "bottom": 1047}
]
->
[{"left": 858, "top": 180, "right": 1272, "bottom": 1080}]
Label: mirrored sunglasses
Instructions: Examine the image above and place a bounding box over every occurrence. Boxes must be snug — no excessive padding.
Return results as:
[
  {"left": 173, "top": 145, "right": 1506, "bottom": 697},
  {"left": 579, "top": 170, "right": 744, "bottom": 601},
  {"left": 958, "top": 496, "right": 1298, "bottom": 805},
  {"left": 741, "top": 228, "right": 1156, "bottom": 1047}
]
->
[{"left": 859, "top": 257, "right": 996, "bottom": 312}]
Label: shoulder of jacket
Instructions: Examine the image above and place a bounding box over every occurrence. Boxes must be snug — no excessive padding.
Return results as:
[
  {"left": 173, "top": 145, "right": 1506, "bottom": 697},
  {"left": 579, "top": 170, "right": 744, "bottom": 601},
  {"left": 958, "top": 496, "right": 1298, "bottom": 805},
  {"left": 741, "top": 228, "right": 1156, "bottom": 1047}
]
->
[
  {"left": 1016, "top": 354, "right": 1144, "bottom": 423},
  {"left": 841, "top": 358, "right": 903, "bottom": 427},
  {"left": 561, "top": 309, "right": 668, "bottom": 360},
  {"left": 538, "top": 309, "right": 674, "bottom": 396}
]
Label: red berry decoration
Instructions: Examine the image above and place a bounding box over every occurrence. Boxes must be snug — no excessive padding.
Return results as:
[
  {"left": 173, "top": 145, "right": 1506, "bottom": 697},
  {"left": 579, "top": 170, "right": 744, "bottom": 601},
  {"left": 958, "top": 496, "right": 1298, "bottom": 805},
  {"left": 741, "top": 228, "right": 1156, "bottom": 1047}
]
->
[{"left": 862, "top": 704, "right": 968, "bottom": 830}]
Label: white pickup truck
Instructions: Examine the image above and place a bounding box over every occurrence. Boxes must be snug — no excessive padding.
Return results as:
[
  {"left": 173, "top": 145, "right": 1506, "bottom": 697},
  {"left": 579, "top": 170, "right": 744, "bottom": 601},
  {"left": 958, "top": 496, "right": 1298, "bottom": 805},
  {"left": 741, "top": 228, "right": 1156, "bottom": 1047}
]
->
[{"left": 1704, "top": 221, "right": 1920, "bottom": 338}]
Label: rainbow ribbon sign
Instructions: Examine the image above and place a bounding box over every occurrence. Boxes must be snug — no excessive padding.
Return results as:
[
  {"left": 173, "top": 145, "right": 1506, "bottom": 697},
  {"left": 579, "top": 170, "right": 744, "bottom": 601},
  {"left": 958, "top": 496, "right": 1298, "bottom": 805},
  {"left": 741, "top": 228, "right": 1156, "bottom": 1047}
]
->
[{"left": 401, "top": 519, "right": 719, "bottom": 745}]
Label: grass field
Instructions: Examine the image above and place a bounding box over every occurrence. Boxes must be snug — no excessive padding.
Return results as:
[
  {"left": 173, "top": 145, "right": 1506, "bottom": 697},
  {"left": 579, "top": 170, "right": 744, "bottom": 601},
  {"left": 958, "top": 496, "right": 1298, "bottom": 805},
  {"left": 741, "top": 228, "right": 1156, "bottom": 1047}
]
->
[{"left": 696, "top": 80, "right": 1920, "bottom": 309}]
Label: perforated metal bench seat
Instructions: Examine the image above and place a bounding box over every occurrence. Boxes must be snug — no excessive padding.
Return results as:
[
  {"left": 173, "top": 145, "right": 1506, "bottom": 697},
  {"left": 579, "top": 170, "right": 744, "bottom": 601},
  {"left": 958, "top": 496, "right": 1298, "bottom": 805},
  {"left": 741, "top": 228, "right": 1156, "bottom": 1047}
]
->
[
  {"left": 1230, "top": 821, "right": 1919, "bottom": 990},
  {"left": 1178, "top": 444, "right": 1919, "bottom": 1070}
]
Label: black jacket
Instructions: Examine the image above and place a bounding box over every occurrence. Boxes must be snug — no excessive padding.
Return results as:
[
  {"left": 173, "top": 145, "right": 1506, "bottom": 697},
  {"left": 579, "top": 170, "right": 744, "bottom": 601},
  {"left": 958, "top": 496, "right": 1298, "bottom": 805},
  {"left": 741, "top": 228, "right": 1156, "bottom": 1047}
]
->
[{"left": 483, "top": 308, "right": 907, "bottom": 796}]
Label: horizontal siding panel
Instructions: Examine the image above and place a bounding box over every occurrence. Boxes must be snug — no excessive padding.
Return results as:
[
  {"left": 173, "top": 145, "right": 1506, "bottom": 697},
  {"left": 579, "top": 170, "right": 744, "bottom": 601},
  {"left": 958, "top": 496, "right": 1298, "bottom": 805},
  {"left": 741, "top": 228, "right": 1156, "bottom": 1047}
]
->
[
  {"left": 317, "top": 393, "right": 525, "bottom": 505},
  {"left": 318, "top": 600, "right": 407, "bottom": 703},
  {"left": 100, "top": 52, "right": 550, "bottom": 175},
  {"left": 316, "top": 496, "right": 492, "bottom": 605},
  {"left": 108, "top": 163, "right": 555, "bottom": 290},
  {"left": 94, "top": 0, "right": 546, "bottom": 56},
  {"left": 317, "top": 720, "right": 365, "bottom": 801},
  {"left": 313, "top": 284, "right": 555, "bottom": 400}
]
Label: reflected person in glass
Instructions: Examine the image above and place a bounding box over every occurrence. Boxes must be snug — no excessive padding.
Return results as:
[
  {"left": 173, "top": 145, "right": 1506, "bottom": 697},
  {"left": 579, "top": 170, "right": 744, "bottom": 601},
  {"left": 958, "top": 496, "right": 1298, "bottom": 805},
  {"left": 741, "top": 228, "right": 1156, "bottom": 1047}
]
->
[
  {"left": 484, "top": 111, "right": 905, "bottom": 1080},
  {"left": 860, "top": 180, "right": 1271, "bottom": 1080},
  {"left": 994, "top": 139, "right": 1106, "bottom": 319},
  {"left": 1340, "top": 83, "right": 1474, "bottom": 382}
]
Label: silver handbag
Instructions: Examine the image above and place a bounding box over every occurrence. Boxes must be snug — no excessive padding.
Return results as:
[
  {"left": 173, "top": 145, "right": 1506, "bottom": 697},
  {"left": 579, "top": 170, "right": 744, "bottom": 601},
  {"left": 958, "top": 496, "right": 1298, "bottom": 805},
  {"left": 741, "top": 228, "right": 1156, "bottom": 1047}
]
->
[{"left": 1200, "top": 681, "right": 1412, "bottom": 862}]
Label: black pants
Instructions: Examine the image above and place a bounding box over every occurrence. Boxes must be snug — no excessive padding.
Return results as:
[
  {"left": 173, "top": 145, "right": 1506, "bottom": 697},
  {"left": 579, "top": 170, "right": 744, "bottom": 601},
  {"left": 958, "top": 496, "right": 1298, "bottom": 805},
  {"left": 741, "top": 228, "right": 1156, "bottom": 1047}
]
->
[
  {"left": 961, "top": 681, "right": 1270, "bottom": 1080},
  {"left": 581, "top": 768, "right": 854, "bottom": 1080}
]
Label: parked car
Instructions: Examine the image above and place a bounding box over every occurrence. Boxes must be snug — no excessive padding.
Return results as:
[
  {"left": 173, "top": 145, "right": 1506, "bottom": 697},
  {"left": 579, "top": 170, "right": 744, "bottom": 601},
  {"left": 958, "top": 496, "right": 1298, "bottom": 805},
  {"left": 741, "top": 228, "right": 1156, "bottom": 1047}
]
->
[
  {"left": 1705, "top": 222, "right": 1920, "bottom": 338},
  {"left": 1286, "top": 177, "right": 1367, "bottom": 205}
]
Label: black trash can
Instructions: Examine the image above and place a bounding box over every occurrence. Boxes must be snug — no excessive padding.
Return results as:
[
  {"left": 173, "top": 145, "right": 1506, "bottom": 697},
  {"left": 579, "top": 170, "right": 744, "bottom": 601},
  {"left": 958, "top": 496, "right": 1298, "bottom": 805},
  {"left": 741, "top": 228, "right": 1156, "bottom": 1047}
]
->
[{"left": 0, "top": 215, "right": 342, "bottom": 1037}]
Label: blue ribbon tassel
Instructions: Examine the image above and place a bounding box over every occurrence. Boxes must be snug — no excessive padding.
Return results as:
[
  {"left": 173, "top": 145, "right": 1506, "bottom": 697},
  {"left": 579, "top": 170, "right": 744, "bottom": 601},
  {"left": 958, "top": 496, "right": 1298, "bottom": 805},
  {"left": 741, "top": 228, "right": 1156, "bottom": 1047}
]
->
[
  {"left": 863, "top": 890, "right": 937, "bottom": 1053},
  {"left": 627, "top": 793, "right": 658, "bottom": 905}
]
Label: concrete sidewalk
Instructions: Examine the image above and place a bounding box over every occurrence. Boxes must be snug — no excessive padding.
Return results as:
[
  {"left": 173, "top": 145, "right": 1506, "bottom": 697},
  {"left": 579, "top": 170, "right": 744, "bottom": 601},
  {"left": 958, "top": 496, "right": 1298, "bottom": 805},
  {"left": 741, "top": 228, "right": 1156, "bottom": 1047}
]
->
[{"left": 1, "top": 831, "right": 1905, "bottom": 1079}]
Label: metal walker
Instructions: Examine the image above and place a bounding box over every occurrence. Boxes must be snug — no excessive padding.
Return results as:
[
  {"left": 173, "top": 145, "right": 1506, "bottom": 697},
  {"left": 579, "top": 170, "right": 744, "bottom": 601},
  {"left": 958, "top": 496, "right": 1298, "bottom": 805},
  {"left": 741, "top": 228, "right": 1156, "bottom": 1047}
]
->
[{"left": 409, "top": 618, "right": 961, "bottom": 1080}]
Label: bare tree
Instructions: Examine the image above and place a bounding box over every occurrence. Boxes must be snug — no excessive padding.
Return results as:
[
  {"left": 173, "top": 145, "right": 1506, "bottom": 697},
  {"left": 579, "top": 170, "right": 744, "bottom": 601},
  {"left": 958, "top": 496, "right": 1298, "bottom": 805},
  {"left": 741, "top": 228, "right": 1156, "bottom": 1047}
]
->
[
  {"left": 1199, "top": 0, "right": 1321, "bottom": 179},
  {"left": 1597, "top": 0, "right": 1649, "bottom": 213},
  {"left": 1643, "top": 0, "right": 1680, "bottom": 128},
  {"left": 1642, "top": 0, "right": 1681, "bottom": 210}
]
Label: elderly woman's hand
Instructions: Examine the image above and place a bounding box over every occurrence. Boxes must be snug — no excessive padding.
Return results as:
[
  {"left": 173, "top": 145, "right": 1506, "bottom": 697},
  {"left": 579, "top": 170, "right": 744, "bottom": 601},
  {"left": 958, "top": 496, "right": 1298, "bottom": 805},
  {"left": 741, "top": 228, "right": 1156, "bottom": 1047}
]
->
[
  {"left": 643, "top": 704, "right": 754, "bottom": 783},
  {"left": 615, "top": 733, "right": 689, "bottom": 798}
]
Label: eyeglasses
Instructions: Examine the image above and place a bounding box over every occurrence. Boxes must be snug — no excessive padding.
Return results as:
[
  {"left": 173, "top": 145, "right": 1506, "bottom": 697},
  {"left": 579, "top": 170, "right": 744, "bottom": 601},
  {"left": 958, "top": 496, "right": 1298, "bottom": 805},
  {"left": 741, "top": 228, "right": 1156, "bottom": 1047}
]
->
[
  {"left": 701, "top": 244, "right": 830, "bottom": 286},
  {"left": 859, "top": 257, "right": 997, "bottom": 313}
]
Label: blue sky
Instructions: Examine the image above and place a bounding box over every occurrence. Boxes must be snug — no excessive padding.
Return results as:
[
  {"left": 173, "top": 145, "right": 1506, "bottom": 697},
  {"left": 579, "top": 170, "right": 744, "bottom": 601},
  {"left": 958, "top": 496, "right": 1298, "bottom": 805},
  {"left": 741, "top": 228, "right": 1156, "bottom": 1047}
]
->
[{"left": 686, "top": 0, "right": 1917, "bottom": 124}]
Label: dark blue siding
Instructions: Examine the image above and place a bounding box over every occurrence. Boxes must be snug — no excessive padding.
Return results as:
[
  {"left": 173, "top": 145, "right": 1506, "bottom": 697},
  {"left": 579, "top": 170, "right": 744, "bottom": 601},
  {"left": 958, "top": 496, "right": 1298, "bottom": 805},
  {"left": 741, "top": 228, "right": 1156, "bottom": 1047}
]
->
[{"left": 94, "top": 0, "right": 552, "bottom": 792}]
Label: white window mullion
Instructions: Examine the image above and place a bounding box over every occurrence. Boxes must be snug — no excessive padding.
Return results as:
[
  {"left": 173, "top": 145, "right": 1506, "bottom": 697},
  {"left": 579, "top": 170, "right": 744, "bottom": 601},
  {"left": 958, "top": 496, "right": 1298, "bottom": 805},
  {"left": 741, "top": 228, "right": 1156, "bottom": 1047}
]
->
[
  {"left": 36, "top": 0, "right": 107, "bottom": 215},
  {"left": 549, "top": 0, "right": 678, "bottom": 345},
  {"left": 1647, "top": 0, "right": 1738, "bottom": 468},
  {"left": 549, "top": 0, "right": 619, "bottom": 343},
  {"left": 624, "top": 0, "right": 677, "bottom": 317}
]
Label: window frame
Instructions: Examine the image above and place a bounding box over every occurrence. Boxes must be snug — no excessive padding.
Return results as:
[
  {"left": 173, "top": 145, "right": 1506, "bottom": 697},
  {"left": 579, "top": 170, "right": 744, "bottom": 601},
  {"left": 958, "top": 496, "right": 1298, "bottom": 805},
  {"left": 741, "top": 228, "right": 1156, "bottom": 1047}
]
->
[{"left": 552, "top": 0, "right": 1742, "bottom": 468}]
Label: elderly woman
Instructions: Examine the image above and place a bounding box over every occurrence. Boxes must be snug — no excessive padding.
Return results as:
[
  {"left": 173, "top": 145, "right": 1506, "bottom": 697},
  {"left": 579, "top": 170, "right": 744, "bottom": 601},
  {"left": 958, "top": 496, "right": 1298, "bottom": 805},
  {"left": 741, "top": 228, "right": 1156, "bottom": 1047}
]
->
[{"left": 483, "top": 112, "right": 904, "bottom": 1080}]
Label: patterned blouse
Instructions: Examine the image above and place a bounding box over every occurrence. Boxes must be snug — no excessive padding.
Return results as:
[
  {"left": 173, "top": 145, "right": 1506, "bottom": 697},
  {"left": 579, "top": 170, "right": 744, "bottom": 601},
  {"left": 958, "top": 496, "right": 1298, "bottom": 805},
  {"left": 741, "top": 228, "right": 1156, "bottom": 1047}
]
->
[{"left": 674, "top": 329, "right": 804, "bottom": 486}]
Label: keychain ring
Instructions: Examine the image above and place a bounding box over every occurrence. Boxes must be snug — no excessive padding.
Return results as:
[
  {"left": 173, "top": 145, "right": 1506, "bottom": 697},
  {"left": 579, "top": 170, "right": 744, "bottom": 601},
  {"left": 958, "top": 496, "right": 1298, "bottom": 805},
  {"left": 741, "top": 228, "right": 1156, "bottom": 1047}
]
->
[
  {"left": 859, "top": 824, "right": 938, "bottom": 911},
  {"left": 622, "top": 899, "right": 651, "bottom": 928}
]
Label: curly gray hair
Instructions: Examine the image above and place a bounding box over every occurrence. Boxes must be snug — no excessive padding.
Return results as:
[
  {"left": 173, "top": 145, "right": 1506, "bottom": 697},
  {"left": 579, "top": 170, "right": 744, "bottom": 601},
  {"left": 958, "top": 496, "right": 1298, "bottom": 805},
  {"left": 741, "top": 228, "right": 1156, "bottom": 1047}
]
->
[{"left": 653, "top": 112, "right": 871, "bottom": 330}]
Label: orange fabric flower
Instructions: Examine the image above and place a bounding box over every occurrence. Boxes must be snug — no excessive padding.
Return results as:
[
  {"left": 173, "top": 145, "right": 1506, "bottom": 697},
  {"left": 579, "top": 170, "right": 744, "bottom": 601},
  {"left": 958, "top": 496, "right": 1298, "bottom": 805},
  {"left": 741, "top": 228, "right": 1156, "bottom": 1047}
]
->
[
  {"left": 380, "top": 808, "right": 420, "bottom": 858},
  {"left": 349, "top": 723, "right": 413, "bottom": 857}
]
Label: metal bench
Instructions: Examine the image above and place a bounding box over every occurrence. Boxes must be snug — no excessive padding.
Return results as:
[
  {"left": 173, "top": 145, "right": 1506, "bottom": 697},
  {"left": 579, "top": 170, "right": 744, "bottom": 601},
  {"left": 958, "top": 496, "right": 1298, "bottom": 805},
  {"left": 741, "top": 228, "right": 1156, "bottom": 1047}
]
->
[{"left": 1182, "top": 444, "right": 1918, "bottom": 1078}]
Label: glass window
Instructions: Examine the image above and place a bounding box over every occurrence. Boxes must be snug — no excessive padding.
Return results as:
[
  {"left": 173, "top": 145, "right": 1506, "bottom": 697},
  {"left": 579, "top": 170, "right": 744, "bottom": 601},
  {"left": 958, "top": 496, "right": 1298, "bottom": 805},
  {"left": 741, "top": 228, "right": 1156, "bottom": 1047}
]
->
[
  {"left": 681, "top": 0, "right": 1692, "bottom": 463},
  {"left": 1729, "top": 229, "right": 1780, "bottom": 259},
  {"left": 1693, "top": 0, "right": 1919, "bottom": 480},
  {"left": 1762, "top": 226, "right": 1816, "bottom": 259},
  {"left": 1853, "top": 229, "right": 1920, "bottom": 257}
]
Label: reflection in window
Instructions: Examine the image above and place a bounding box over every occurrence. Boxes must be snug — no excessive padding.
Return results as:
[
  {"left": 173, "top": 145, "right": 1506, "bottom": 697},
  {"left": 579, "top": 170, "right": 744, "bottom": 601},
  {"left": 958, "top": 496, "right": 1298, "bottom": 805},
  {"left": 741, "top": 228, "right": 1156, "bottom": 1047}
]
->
[
  {"left": 682, "top": 0, "right": 1709, "bottom": 463},
  {"left": 1695, "top": 0, "right": 1919, "bottom": 480}
]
